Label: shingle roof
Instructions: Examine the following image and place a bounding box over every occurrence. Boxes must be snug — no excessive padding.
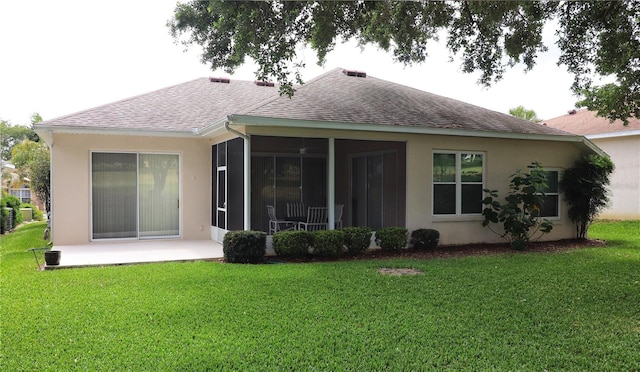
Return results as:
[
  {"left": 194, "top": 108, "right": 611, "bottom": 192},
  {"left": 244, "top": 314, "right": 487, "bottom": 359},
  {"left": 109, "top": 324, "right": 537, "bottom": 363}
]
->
[
  {"left": 543, "top": 109, "right": 640, "bottom": 136},
  {"left": 38, "top": 67, "right": 572, "bottom": 137},
  {"left": 39, "top": 78, "right": 280, "bottom": 132},
  {"left": 244, "top": 68, "right": 571, "bottom": 136}
]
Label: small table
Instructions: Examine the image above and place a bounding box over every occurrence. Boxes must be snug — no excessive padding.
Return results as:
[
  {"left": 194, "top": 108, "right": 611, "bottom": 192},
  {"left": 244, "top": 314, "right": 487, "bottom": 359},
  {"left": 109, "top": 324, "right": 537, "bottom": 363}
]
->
[{"left": 285, "top": 216, "right": 306, "bottom": 230}]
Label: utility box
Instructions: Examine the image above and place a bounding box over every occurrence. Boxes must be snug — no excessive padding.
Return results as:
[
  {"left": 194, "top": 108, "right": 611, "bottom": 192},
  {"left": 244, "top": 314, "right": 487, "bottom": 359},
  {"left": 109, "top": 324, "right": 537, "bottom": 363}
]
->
[{"left": 20, "top": 208, "right": 33, "bottom": 222}]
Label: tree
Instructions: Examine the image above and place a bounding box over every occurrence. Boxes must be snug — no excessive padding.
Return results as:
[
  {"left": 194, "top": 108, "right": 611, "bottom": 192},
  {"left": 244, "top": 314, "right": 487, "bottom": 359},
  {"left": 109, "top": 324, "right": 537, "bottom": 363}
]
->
[
  {"left": 169, "top": 1, "right": 640, "bottom": 123},
  {"left": 559, "top": 154, "right": 614, "bottom": 239},
  {"left": 1, "top": 120, "right": 38, "bottom": 161},
  {"left": 509, "top": 106, "right": 542, "bottom": 123},
  {"left": 10, "top": 139, "right": 50, "bottom": 212}
]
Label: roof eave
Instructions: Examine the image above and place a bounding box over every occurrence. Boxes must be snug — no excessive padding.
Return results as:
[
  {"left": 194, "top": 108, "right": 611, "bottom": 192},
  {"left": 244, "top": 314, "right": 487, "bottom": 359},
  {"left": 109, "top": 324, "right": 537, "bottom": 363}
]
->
[
  {"left": 35, "top": 125, "right": 199, "bottom": 141},
  {"left": 228, "top": 114, "right": 598, "bottom": 147}
]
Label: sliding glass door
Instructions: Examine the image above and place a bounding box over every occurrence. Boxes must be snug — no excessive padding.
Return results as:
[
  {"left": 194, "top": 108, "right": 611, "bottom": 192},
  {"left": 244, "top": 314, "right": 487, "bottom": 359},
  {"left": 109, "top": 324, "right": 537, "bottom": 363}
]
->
[{"left": 91, "top": 152, "right": 179, "bottom": 240}]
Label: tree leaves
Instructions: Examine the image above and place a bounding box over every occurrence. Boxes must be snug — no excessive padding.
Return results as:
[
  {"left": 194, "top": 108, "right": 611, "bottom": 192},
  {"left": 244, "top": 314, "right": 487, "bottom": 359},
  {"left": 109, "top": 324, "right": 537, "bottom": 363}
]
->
[{"left": 169, "top": 0, "right": 640, "bottom": 122}]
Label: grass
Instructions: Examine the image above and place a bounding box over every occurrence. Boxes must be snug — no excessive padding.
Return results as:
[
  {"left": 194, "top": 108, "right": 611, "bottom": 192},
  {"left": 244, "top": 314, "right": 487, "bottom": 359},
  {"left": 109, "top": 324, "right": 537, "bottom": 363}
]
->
[{"left": 1, "top": 221, "right": 639, "bottom": 370}]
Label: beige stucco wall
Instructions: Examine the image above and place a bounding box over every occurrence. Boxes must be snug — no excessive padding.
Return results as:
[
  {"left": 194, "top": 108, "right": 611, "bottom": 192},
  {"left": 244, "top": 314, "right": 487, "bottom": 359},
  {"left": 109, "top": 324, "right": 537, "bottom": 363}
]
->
[
  {"left": 50, "top": 133, "right": 212, "bottom": 245},
  {"left": 50, "top": 126, "right": 590, "bottom": 246},
  {"left": 245, "top": 126, "right": 586, "bottom": 245},
  {"left": 591, "top": 135, "right": 640, "bottom": 220}
]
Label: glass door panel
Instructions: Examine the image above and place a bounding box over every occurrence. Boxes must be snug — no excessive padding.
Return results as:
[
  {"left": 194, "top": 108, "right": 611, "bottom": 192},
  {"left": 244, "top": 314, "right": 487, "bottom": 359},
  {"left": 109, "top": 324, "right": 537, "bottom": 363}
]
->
[
  {"left": 139, "top": 154, "right": 180, "bottom": 238},
  {"left": 92, "top": 153, "right": 138, "bottom": 239}
]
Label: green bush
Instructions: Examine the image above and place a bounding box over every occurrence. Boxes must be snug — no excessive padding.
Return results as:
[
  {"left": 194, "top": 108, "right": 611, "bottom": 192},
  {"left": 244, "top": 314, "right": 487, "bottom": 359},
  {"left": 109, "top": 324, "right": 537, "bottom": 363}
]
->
[
  {"left": 410, "top": 228, "right": 440, "bottom": 250},
  {"left": 482, "top": 162, "right": 553, "bottom": 250},
  {"left": 374, "top": 227, "right": 408, "bottom": 252},
  {"left": 1, "top": 194, "right": 23, "bottom": 233},
  {"left": 272, "top": 230, "right": 312, "bottom": 258},
  {"left": 342, "top": 226, "right": 372, "bottom": 255},
  {"left": 223, "top": 230, "right": 266, "bottom": 264},
  {"left": 311, "top": 230, "right": 345, "bottom": 258},
  {"left": 20, "top": 203, "right": 44, "bottom": 221}
]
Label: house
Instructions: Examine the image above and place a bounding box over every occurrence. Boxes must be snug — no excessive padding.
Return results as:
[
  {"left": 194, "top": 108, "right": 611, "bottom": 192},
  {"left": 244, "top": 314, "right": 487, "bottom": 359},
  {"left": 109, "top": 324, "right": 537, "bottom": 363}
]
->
[
  {"left": 544, "top": 109, "right": 640, "bottom": 220},
  {"left": 35, "top": 68, "right": 604, "bottom": 247}
]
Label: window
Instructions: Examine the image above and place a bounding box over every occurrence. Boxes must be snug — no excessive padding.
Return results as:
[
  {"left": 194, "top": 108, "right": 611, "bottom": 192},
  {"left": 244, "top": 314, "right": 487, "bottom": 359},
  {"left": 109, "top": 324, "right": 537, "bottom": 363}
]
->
[
  {"left": 538, "top": 170, "right": 560, "bottom": 218},
  {"left": 433, "top": 152, "right": 484, "bottom": 215}
]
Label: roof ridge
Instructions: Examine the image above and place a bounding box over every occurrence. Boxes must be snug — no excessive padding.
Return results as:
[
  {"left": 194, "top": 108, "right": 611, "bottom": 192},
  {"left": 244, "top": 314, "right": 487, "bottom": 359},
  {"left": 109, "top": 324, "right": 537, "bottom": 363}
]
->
[{"left": 237, "top": 67, "right": 344, "bottom": 115}]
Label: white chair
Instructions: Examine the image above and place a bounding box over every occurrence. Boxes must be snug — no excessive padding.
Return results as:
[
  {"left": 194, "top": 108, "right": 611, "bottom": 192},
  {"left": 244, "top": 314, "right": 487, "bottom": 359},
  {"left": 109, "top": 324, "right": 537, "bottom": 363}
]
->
[
  {"left": 334, "top": 204, "right": 344, "bottom": 228},
  {"left": 298, "top": 207, "right": 328, "bottom": 231},
  {"left": 286, "top": 202, "right": 306, "bottom": 220},
  {"left": 267, "top": 205, "right": 296, "bottom": 235}
]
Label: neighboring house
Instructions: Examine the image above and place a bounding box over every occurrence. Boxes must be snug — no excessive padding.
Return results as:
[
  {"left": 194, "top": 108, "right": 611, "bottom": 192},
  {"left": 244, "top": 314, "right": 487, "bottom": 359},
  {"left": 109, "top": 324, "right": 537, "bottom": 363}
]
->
[
  {"left": 35, "top": 68, "right": 603, "bottom": 247},
  {"left": 544, "top": 109, "right": 640, "bottom": 220}
]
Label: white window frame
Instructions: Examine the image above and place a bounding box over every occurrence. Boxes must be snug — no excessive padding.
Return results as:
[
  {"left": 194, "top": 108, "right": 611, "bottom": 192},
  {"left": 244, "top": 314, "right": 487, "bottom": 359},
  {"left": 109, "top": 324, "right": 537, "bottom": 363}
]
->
[
  {"left": 537, "top": 168, "right": 561, "bottom": 220},
  {"left": 432, "top": 151, "right": 485, "bottom": 216}
]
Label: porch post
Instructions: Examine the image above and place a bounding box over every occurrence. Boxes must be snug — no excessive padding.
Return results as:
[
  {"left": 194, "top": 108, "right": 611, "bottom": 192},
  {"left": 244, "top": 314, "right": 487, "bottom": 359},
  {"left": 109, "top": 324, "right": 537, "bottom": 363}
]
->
[
  {"left": 244, "top": 136, "right": 251, "bottom": 230},
  {"left": 327, "top": 138, "right": 335, "bottom": 230}
]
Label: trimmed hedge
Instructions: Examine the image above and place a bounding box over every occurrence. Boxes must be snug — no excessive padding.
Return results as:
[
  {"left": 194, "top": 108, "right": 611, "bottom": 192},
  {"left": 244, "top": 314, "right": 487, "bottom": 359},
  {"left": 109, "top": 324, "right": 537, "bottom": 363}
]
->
[
  {"left": 375, "top": 227, "right": 408, "bottom": 252},
  {"left": 410, "top": 229, "right": 440, "bottom": 250},
  {"left": 223, "top": 230, "right": 266, "bottom": 264},
  {"left": 312, "top": 230, "right": 345, "bottom": 258},
  {"left": 342, "top": 226, "right": 372, "bottom": 255},
  {"left": 272, "top": 230, "right": 312, "bottom": 258}
]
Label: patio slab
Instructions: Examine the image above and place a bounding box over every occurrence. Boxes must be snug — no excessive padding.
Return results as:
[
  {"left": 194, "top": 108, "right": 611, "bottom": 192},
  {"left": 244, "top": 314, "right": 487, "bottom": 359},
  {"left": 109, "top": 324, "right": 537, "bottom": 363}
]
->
[{"left": 45, "top": 240, "right": 224, "bottom": 269}]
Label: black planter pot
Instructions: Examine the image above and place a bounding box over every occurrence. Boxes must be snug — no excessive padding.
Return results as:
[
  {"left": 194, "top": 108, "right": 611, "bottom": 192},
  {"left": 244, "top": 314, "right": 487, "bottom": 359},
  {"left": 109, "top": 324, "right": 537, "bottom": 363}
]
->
[{"left": 44, "top": 250, "right": 61, "bottom": 266}]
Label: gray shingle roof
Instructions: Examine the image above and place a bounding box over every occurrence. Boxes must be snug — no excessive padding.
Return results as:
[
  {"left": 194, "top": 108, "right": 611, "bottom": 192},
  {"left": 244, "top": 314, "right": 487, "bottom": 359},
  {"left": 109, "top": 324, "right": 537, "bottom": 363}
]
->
[
  {"left": 39, "top": 78, "right": 280, "bottom": 132},
  {"left": 38, "top": 67, "right": 572, "bottom": 137},
  {"left": 244, "top": 68, "right": 570, "bottom": 136}
]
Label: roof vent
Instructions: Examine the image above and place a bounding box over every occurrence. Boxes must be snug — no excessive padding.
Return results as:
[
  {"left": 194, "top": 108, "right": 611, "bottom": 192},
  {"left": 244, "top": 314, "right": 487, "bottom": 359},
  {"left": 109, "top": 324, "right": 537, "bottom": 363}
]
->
[
  {"left": 568, "top": 109, "right": 577, "bottom": 115},
  {"left": 255, "top": 80, "right": 275, "bottom": 87},
  {"left": 342, "top": 69, "right": 366, "bottom": 78},
  {"left": 210, "top": 77, "right": 230, "bottom": 83}
]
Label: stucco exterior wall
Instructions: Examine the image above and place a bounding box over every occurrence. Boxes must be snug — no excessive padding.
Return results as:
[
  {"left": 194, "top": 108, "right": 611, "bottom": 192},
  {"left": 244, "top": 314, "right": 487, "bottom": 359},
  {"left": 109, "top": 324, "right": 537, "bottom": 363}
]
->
[
  {"left": 50, "top": 133, "right": 212, "bottom": 245},
  {"left": 591, "top": 135, "right": 640, "bottom": 220}
]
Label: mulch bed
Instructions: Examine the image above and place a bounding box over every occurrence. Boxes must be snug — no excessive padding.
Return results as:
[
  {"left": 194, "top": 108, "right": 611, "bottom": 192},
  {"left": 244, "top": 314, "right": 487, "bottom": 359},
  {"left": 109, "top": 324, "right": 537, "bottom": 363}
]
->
[{"left": 217, "top": 238, "right": 608, "bottom": 264}]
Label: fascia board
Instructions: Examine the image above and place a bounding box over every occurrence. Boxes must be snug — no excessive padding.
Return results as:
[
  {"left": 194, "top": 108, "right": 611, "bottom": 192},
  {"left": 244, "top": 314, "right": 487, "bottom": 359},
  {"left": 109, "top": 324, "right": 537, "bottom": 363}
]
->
[
  {"left": 228, "top": 114, "right": 592, "bottom": 144},
  {"left": 35, "top": 125, "right": 198, "bottom": 138},
  {"left": 587, "top": 130, "right": 640, "bottom": 140}
]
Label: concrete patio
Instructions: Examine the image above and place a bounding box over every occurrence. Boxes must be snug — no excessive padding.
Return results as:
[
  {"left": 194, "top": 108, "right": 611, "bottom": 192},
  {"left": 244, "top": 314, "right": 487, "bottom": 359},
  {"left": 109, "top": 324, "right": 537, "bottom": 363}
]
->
[{"left": 45, "top": 240, "right": 225, "bottom": 269}]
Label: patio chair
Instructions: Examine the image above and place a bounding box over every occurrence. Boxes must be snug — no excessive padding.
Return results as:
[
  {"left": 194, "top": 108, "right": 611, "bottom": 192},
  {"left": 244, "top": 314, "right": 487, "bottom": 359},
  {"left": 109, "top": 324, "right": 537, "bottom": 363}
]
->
[
  {"left": 267, "top": 205, "right": 296, "bottom": 235},
  {"left": 334, "top": 204, "right": 344, "bottom": 228},
  {"left": 298, "top": 207, "right": 328, "bottom": 231},
  {"left": 286, "top": 202, "right": 306, "bottom": 220}
]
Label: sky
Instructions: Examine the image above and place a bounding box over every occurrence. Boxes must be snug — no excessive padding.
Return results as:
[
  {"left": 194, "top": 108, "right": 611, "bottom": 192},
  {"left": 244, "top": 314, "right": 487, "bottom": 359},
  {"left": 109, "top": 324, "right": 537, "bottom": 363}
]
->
[{"left": 1, "top": 0, "right": 581, "bottom": 126}]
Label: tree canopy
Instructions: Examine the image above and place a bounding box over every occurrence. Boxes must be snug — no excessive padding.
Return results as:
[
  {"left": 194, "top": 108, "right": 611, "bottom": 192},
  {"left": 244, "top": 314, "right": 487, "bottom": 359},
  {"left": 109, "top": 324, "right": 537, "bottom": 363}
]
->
[
  {"left": 169, "top": 0, "right": 640, "bottom": 123},
  {"left": 509, "top": 106, "right": 542, "bottom": 123}
]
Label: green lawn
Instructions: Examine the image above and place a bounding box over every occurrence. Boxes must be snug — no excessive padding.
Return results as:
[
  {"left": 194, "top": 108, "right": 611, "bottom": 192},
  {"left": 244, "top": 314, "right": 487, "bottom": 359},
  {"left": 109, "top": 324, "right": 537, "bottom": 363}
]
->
[{"left": 1, "top": 221, "right": 639, "bottom": 370}]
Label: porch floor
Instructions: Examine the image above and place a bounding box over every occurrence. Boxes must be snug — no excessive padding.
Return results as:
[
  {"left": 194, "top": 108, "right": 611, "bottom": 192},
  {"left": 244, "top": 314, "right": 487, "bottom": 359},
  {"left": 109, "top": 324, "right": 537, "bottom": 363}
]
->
[{"left": 46, "top": 240, "right": 224, "bottom": 269}]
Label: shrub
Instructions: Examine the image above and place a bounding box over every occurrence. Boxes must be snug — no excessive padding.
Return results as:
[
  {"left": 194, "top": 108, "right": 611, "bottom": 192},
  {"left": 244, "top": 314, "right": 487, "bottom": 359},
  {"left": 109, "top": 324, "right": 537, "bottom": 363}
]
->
[
  {"left": 1, "top": 194, "right": 23, "bottom": 233},
  {"left": 342, "top": 226, "right": 372, "bottom": 255},
  {"left": 223, "top": 230, "right": 266, "bottom": 264},
  {"left": 311, "top": 230, "right": 345, "bottom": 258},
  {"left": 272, "top": 230, "right": 312, "bottom": 258},
  {"left": 559, "top": 154, "right": 614, "bottom": 239},
  {"left": 410, "top": 229, "right": 440, "bottom": 250},
  {"left": 20, "top": 203, "right": 44, "bottom": 221},
  {"left": 374, "top": 227, "right": 408, "bottom": 252},
  {"left": 482, "top": 162, "right": 553, "bottom": 250}
]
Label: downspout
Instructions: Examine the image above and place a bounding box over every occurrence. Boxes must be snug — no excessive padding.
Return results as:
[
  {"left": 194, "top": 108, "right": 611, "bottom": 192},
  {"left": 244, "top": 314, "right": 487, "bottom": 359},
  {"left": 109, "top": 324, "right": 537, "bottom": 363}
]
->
[{"left": 224, "top": 117, "right": 251, "bottom": 230}]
